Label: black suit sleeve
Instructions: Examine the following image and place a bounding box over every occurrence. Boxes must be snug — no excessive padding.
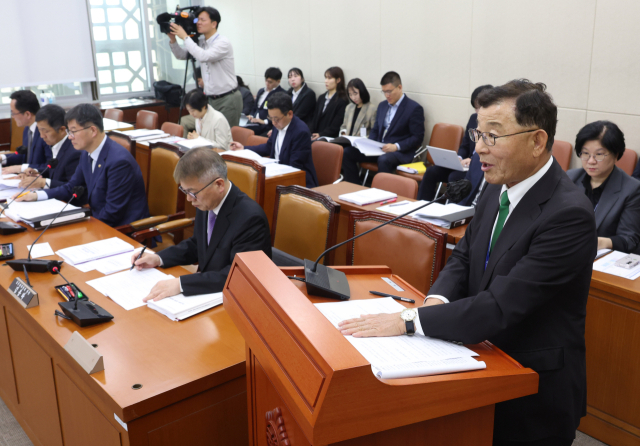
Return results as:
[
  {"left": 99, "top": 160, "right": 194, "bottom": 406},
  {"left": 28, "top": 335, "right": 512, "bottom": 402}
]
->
[
  {"left": 50, "top": 149, "right": 81, "bottom": 188},
  {"left": 633, "top": 159, "right": 640, "bottom": 181},
  {"left": 296, "top": 91, "right": 317, "bottom": 127},
  {"left": 420, "top": 205, "right": 596, "bottom": 344},
  {"left": 394, "top": 104, "right": 425, "bottom": 153},
  {"left": 610, "top": 182, "right": 640, "bottom": 253},
  {"left": 179, "top": 213, "right": 272, "bottom": 295},
  {"left": 157, "top": 214, "right": 202, "bottom": 267},
  {"left": 319, "top": 98, "right": 347, "bottom": 137},
  {"left": 457, "top": 114, "right": 477, "bottom": 159}
]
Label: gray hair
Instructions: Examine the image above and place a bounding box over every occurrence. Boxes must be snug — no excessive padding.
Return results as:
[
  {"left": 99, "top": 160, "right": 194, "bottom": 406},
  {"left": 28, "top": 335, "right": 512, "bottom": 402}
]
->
[{"left": 173, "top": 148, "right": 228, "bottom": 184}]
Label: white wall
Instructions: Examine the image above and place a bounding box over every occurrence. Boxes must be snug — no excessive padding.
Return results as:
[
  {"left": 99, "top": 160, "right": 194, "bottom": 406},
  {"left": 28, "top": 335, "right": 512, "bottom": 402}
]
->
[{"left": 211, "top": 0, "right": 640, "bottom": 169}]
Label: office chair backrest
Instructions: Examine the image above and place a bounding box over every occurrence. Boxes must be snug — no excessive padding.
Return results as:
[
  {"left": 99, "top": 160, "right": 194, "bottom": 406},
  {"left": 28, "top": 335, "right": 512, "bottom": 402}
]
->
[
  {"left": 148, "top": 147, "right": 182, "bottom": 216},
  {"left": 551, "top": 140, "right": 573, "bottom": 171},
  {"left": 245, "top": 135, "right": 269, "bottom": 147},
  {"left": 272, "top": 185, "right": 340, "bottom": 265},
  {"left": 161, "top": 122, "right": 184, "bottom": 137},
  {"left": 371, "top": 172, "right": 418, "bottom": 199},
  {"left": 616, "top": 148, "right": 638, "bottom": 176},
  {"left": 426, "top": 122, "right": 464, "bottom": 165},
  {"left": 311, "top": 141, "right": 343, "bottom": 186},
  {"left": 231, "top": 126, "right": 255, "bottom": 146},
  {"left": 108, "top": 132, "right": 136, "bottom": 158},
  {"left": 223, "top": 155, "right": 265, "bottom": 206},
  {"left": 104, "top": 108, "right": 124, "bottom": 122},
  {"left": 136, "top": 110, "right": 159, "bottom": 130},
  {"left": 347, "top": 210, "right": 447, "bottom": 295}
]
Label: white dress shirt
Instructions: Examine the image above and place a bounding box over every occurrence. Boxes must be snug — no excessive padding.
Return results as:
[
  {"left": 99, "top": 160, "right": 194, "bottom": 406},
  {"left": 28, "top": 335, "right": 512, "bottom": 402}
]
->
[
  {"left": 274, "top": 123, "right": 290, "bottom": 161},
  {"left": 382, "top": 94, "right": 405, "bottom": 150},
  {"left": 291, "top": 84, "right": 305, "bottom": 104},
  {"left": 414, "top": 155, "right": 554, "bottom": 336},
  {"left": 170, "top": 33, "right": 238, "bottom": 95},
  {"left": 44, "top": 135, "right": 68, "bottom": 188},
  {"left": 322, "top": 92, "right": 334, "bottom": 113},
  {"left": 35, "top": 136, "right": 107, "bottom": 201}
]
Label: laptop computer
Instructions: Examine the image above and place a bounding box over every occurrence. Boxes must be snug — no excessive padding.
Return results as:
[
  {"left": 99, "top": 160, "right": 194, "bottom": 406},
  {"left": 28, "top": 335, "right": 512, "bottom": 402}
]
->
[{"left": 427, "top": 146, "right": 469, "bottom": 171}]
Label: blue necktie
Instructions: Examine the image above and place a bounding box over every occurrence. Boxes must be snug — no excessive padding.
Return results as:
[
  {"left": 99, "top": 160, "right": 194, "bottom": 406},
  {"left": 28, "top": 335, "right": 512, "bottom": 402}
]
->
[{"left": 207, "top": 211, "right": 217, "bottom": 244}]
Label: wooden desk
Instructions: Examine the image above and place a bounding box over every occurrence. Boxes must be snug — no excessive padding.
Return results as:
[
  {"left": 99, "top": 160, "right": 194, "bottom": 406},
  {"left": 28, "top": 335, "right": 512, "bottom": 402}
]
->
[
  {"left": 578, "top": 269, "right": 640, "bottom": 446},
  {"left": 0, "top": 217, "right": 247, "bottom": 446},
  {"left": 314, "top": 182, "right": 468, "bottom": 265}
]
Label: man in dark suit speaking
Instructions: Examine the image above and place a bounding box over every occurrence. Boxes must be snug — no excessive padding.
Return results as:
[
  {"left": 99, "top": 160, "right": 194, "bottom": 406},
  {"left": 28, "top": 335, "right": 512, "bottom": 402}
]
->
[
  {"left": 341, "top": 71, "right": 425, "bottom": 184},
  {"left": 339, "top": 80, "right": 597, "bottom": 446},
  {"left": 134, "top": 148, "right": 272, "bottom": 300}
]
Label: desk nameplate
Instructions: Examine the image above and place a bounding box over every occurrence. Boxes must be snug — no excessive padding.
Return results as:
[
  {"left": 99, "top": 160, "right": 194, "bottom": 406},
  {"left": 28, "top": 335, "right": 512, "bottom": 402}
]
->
[{"left": 7, "top": 277, "right": 38, "bottom": 308}]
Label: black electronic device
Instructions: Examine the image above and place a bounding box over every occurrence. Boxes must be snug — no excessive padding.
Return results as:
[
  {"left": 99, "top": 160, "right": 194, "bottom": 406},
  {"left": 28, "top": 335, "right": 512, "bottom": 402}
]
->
[
  {"left": 156, "top": 6, "right": 200, "bottom": 36},
  {"left": 302, "top": 179, "right": 472, "bottom": 301},
  {"left": 6, "top": 186, "right": 84, "bottom": 273},
  {"left": 0, "top": 243, "right": 14, "bottom": 260},
  {"left": 0, "top": 222, "right": 27, "bottom": 235},
  {"left": 52, "top": 265, "right": 113, "bottom": 327}
]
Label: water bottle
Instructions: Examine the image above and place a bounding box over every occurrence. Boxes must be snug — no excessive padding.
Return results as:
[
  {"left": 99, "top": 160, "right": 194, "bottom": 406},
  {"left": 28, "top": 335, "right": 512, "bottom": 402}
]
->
[
  {"left": 40, "top": 90, "right": 47, "bottom": 107},
  {"left": 48, "top": 91, "right": 55, "bottom": 104}
]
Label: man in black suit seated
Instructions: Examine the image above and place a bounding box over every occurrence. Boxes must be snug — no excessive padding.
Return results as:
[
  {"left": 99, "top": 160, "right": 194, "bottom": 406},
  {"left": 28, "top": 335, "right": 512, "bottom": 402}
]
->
[
  {"left": 134, "top": 148, "right": 272, "bottom": 300},
  {"left": 246, "top": 67, "right": 286, "bottom": 135},
  {"left": 230, "top": 92, "right": 318, "bottom": 188},
  {"left": 18, "top": 104, "right": 81, "bottom": 190},
  {"left": 339, "top": 80, "right": 597, "bottom": 446},
  {"left": 341, "top": 71, "right": 425, "bottom": 184}
]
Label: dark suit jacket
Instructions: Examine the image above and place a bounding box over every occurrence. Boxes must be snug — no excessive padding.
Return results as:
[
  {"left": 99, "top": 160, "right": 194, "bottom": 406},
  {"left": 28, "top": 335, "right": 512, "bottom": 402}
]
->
[
  {"left": 157, "top": 183, "right": 272, "bottom": 295},
  {"left": 458, "top": 113, "right": 477, "bottom": 159},
  {"left": 457, "top": 152, "right": 484, "bottom": 206},
  {"left": 44, "top": 138, "right": 81, "bottom": 188},
  {"left": 369, "top": 95, "right": 425, "bottom": 164},
  {"left": 568, "top": 166, "right": 640, "bottom": 253},
  {"left": 6, "top": 126, "right": 52, "bottom": 171},
  {"left": 419, "top": 159, "right": 596, "bottom": 441},
  {"left": 287, "top": 84, "right": 316, "bottom": 129},
  {"left": 251, "top": 85, "right": 286, "bottom": 120},
  {"left": 247, "top": 115, "right": 318, "bottom": 188},
  {"left": 239, "top": 86, "right": 255, "bottom": 116},
  {"left": 309, "top": 92, "right": 348, "bottom": 137},
  {"left": 45, "top": 137, "right": 150, "bottom": 227}
]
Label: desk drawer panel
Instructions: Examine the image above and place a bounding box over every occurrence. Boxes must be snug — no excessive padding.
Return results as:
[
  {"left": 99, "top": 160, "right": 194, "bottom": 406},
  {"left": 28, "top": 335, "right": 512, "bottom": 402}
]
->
[{"left": 0, "top": 305, "right": 17, "bottom": 406}]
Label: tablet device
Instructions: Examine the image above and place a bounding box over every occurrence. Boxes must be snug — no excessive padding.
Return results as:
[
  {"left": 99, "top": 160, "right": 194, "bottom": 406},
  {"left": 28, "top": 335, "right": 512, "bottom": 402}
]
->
[{"left": 427, "top": 146, "right": 468, "bottom": 171}]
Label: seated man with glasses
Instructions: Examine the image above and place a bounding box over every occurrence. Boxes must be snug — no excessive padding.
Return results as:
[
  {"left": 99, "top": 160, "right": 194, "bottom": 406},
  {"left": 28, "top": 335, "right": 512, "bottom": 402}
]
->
[
  {"left": 132, "top": 148, "right": 272, "bottom": 300},
  {"left": 230, "top": 92, "right": 318, "bottom": 188},
  {"left": 14, "top": 104, "right": 150, "bottom": 227},
  {"left": 3, "top": 90, "right": 52, "bottom": 174},
  {"left": 567, "top": 120, "right": 640, "bottom": 253},
  {"left": 341, "top": 71, "right": 425, "bottom": 184}
]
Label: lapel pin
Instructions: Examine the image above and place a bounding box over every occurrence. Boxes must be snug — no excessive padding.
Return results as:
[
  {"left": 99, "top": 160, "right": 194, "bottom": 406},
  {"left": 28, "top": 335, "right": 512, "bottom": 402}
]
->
[{"left": 98, "top": 164, "right": 101, "bottom": 168}]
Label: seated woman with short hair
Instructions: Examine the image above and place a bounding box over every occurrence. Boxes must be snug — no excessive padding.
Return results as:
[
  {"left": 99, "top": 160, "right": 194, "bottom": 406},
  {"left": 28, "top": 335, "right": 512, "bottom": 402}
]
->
[
  {"left": 567, "top": 120, "right": 640, "bottom": 253},
  {"left": 339, "top": 78, "right": 377, "bottom": 137},
  {"left": 185, "top": 89, "right": 232, "bottom": 151}
]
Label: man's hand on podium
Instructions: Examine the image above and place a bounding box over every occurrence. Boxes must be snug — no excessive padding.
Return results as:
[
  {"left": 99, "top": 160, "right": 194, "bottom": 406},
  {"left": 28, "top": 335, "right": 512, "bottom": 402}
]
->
[{"left": 338, "top": 312, "right": 406, "bottom": 338}]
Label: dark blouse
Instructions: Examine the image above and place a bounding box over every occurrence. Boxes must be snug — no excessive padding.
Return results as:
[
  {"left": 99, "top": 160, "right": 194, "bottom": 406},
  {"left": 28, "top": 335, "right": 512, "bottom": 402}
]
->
[
  {"left": 349, "top": 106, "right": 362, "bottom": 135},
  {"left": 582, "top": 171, "right": 612, "bottom": 211}
]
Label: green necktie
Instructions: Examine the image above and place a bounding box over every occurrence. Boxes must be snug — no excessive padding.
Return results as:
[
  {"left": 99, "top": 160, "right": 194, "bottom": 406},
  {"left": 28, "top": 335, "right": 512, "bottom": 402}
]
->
[{"left": 490, "top": 191, "right": 510, "bottom": 253}]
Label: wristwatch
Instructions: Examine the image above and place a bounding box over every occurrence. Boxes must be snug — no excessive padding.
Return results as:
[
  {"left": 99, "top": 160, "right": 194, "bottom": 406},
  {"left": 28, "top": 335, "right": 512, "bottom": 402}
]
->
[{"left": 400, "top": 309, "right": 418, "bottom": 336}]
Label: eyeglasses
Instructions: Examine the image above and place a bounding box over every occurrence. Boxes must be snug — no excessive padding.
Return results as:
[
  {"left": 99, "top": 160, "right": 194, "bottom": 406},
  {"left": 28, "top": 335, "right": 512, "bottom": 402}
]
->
[
  {"left": 65, "top": 127, "right": 93, "bottom": 138},
  {"left": 179, "top": 177, "right": 220, "bottom": 200},
  {"left": 580, "top": 152, "right": 609, "bottom": 163},
  {"left": 381, "top": 86, "right": 398, "bottom": 96},
  {"left": 468, "top": 128, "right": 540, "bottom": 147},
  {"left": 10, "top": 111, "right": 24, "bottom": 117},
  {"left": 268, "top": 114, "right": 285, "bottom": 124}
]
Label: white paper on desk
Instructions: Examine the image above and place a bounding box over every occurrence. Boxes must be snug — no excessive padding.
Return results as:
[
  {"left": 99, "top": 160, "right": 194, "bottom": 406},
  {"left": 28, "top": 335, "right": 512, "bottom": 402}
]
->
[
  {"left": 314, "top": 298, "right": 478, "bottom": 366},
  {"left": 5, "top": 199, "right": 81, "bottom": 221},
  {"left": 86, "top": 268, "right": 174, "bottom": 310},
  {"left": 265, "top": 163, "right": 301, "bottom": 177},
  {"left": 0, "top": 187, "right": 21, "bottom": 201},
  {"left": 221, "top": 150, "right": 277, "bottom": 165},
  {"left": 372, "top": 356, "right": 486, "bottom": 379},
  {"left": 2, "top": 174, "right": 18, "bottom": 179},
  {"left": 26, "top": 242, "right": 54, "bottom": 258},
  {"left": 593, "top": 250, "right": 640, "bottom": 280},
  {"left": 177, "top": 136, "right": 214, "bottom": 150},
  {"left": 147, "top": 292, "right": 223, "bottom": 321},
  {"left": 65, "top": 247, "right": 150, "bottom": 274},
  {"left": 0, "top": 179, "right": 21, "bottom": 189},
  {"left": 338, "top": 188, "right": 397, "bottom": 206},
  {"left": 56, "top": 237, "right": 134, "bottom": 265}
]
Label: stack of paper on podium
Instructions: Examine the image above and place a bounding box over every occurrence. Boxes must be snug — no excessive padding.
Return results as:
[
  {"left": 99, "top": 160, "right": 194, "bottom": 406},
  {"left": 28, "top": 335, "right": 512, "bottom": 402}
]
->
[
  {"left": 3, "top": 199, "right": 87, "bottom": 227},
  {"left": 413, "top": 203, "right": 475, "bottom": 221},
  {"left": 314, "top": 298, "right": 486, "bottom": 379},
  {"left": 147, "top": 292, "right": 223, "bottom": 321},
  {"left": 86, "top": 268, "right": 174, "bottom": 310},
  {"left": 338, "top": 188, "right": 397, "bottom": 206},
  {"left": 221, "top": 149, "right": 276, "bottom": 165}
]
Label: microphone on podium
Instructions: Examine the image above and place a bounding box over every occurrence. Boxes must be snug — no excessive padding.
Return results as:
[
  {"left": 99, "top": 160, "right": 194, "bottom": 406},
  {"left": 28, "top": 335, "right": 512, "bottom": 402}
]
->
[
  {"left": 302, "top": 179, "right": 472, "bottom": 301},
  {"left": 6, "top": 186, "right": 85, "bottom": 273}
]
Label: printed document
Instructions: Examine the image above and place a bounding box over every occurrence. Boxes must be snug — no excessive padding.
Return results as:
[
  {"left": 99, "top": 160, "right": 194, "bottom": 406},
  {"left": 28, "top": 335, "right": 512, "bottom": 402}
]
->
[{"left": 56, "top": 237, "right": 134, "bottom": 265}]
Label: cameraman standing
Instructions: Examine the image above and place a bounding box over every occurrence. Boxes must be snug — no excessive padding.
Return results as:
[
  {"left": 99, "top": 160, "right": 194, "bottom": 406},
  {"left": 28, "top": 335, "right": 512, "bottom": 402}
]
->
[{"left": 169, "top": 7, "right": 242, "bottom": 127}]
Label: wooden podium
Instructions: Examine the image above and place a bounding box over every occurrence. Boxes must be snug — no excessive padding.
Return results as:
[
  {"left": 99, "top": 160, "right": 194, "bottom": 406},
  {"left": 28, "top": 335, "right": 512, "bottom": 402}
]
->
[{"left": 223, "top": 252, "right": 538, "bottom": 445}]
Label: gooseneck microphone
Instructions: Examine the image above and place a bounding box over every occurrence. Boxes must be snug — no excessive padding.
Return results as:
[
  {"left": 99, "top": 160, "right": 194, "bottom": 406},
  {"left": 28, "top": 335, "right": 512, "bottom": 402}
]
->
[
  {"left": 303, "top": 179, "right": 472, "bottom": 300},
  {"left": 0, "top": 158, "right": 59, "bottom": 216},
  {"left": 6, "top": 186, "right": 84, "bottom": 273}
]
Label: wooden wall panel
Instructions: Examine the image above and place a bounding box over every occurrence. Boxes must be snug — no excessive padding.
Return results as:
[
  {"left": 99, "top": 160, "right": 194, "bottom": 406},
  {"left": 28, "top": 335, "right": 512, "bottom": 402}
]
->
[{"left": 6, "top": 312, "right": 63, "bottom": 446}]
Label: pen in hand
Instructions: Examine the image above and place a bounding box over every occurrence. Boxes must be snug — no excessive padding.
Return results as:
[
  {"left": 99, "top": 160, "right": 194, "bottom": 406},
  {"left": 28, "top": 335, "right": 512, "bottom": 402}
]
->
[{"left": 130, "top": 246, "right": 148, "bottom": 271}]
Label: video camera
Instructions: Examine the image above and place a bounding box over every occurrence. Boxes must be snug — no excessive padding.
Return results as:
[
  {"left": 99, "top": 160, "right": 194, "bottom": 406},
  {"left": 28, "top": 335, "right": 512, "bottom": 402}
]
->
[{"left": 156, "top": 6, "right": 200, "bottom": 36}]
